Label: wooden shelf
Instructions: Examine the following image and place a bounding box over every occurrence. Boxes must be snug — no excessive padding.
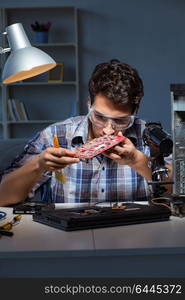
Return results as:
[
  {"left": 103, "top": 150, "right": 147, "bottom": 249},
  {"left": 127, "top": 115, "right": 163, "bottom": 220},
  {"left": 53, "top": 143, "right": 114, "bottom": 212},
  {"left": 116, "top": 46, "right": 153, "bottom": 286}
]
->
[
  {"left": 8, "top": 81, "right": 77, "bottom": 86},
  {"left": 35, "top": 43, "right": 77, "bottom": 47},
  {"left": 7, "top": 120, "right": 59, "bottom": 124},
  {"left": 0, "top": 6, "right": 79, "bottom": 139}
]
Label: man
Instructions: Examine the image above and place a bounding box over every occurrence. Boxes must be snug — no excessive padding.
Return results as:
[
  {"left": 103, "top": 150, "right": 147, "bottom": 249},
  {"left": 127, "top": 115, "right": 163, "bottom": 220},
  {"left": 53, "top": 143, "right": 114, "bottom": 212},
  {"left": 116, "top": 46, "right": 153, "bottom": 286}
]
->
[{"left": 0, "top": 60, "right": 171, "bottom": 206}]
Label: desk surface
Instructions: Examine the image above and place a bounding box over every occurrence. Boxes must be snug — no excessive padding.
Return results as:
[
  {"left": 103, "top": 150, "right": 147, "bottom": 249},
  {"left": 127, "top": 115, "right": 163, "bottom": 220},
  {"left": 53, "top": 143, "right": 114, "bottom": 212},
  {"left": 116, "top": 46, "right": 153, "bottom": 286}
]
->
[{"left": 0, "top": 204, "right": 185, "bottom": 277}]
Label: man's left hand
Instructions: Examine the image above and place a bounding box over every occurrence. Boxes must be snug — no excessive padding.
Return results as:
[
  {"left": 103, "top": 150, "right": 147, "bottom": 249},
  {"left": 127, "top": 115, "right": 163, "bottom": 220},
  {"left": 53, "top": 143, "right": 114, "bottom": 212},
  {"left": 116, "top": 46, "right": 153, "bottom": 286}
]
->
[{"left": 103, "top": 132, "right": 141, "bottom": 167}]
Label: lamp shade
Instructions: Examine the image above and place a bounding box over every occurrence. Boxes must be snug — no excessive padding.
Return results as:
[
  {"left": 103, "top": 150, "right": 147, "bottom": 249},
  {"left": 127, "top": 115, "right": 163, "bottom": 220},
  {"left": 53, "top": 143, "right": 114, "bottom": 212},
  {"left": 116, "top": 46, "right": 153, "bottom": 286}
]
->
[{"left": 2, "top": 23, "right": 56, "bottom": 84}]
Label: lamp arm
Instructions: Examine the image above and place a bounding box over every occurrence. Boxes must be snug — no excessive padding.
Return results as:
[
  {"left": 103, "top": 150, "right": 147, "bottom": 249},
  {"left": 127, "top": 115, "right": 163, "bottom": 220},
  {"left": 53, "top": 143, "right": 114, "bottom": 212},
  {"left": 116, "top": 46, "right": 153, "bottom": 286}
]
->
[
  {"left": 0, "top": 47, "right": 11, "bottom": 54},
  {"left": 0, "top": 31, "right": 11, "bottom": 54}
]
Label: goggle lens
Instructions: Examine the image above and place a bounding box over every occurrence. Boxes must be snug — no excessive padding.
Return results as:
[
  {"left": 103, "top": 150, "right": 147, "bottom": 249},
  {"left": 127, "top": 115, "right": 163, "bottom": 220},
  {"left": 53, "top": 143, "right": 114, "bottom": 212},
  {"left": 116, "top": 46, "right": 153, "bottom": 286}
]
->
[{"left": 89, "top": 109, "right": 135, "bottom": 130}]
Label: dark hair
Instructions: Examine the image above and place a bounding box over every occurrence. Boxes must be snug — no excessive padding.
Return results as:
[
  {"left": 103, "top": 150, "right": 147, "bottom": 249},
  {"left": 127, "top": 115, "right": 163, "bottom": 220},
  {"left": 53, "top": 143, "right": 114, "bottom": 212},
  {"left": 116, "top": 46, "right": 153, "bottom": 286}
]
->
[{"left": 88, "top": 59, "right": 144, "bottom": 112}]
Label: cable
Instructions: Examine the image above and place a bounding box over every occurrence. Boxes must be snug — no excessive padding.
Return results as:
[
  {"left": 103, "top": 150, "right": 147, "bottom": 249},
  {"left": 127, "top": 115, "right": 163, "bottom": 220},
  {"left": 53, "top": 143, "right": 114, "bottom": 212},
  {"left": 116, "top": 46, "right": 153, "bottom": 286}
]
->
[
  {"left": 0, "top": 211, "right": 7, "bottom": 220},
  {"left": 150, "top": 197, "right": 172, "bottom": 210}
]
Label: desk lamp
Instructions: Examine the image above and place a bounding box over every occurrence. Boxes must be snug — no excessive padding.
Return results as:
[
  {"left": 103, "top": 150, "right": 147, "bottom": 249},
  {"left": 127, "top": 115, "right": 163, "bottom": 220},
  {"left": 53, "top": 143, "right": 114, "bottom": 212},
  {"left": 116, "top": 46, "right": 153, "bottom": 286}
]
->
[{"left": 0, "top": 23, "right": 56, "bottom": 83}]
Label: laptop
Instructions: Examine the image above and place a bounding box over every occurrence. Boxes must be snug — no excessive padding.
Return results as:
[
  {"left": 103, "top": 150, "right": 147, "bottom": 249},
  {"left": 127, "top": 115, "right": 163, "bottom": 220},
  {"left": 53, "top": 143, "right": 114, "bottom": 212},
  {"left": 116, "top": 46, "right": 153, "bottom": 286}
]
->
[{"left": 33, "top": 202, "right": 171, "bottom": 231}]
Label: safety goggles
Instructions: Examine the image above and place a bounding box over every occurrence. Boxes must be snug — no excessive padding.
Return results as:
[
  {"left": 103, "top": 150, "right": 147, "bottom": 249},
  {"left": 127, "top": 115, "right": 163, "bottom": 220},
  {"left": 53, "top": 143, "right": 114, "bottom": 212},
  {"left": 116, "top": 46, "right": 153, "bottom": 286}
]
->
[{"left": 88, "top": 107, "right": 135, "bottom": 130}]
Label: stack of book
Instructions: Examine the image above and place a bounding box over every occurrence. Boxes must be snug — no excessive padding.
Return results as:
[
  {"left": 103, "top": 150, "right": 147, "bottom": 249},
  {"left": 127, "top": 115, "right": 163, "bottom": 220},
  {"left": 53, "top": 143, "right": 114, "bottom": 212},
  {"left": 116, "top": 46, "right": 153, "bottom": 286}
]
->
[{"left": 7, "top": 99, "right": 29, "bottom": 121}]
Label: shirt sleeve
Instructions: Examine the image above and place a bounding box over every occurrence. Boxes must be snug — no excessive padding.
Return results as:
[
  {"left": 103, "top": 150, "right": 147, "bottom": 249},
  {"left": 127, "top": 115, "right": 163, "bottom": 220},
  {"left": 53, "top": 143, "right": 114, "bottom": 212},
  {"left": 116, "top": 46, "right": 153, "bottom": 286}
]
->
[
  {"left": 1, "top": 127, "right": 53, "bottom": 199},
  {"left": 164, "top": 154, "right": 172, "bottom": 165}
]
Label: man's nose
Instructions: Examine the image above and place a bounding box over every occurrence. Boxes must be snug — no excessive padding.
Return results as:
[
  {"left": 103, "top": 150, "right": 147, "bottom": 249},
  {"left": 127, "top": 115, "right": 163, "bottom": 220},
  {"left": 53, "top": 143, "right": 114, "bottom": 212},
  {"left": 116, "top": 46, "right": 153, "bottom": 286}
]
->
[{"left": 103, "top": 120, "right": 115, "bottom": 135}]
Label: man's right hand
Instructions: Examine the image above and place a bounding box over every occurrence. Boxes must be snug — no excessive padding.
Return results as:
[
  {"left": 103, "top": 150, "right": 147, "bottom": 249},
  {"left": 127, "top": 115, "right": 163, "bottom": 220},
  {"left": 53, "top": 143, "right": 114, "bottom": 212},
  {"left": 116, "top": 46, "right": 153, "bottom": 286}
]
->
[
  {"left": 37, "top": 147, "right": 80, "bottom": 172},
  {"left": 0, "top": 147, "right": 80, "bottom": 206}
]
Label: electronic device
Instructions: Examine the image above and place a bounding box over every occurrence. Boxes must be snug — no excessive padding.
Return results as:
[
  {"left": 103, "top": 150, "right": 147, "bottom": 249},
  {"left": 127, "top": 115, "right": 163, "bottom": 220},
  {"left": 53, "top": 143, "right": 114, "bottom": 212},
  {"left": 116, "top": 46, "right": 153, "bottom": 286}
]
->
[
  {"left": 13, "top": 202, "right": 52, "bottom": 214},
  {"left": 171, "top": 85, "right": 185, "bottom": 196},
  {"left": 143, "top": 122, "right": 173, "bottom": 158},
  {"left": 143, "top": 122, "right": 174, "bottom": 197},
  {"left": 170, "top": 84, "right": 185, "bottom": 216},
  {"left": 75, "top": 135, "right": 125, "bottom": 158},
  {"left": 33, "top": 203, "right": 171, "bottom": 231}
]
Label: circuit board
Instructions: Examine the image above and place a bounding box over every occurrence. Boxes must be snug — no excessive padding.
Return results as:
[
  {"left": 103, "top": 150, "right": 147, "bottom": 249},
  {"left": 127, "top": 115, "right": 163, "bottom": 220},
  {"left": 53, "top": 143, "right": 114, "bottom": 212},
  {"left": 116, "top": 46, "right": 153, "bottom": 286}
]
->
[{"left": 75, "top": 135, "right": 125, "bottom": 158}]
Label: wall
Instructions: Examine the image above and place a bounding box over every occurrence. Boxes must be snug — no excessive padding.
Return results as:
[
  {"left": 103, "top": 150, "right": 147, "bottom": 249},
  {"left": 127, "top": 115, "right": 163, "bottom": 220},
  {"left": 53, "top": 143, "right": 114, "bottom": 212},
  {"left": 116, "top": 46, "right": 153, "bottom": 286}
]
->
[
  {"left": 0, "top": 0, "right": 183, "bottom": 280},
  {"left": 1, "top": 0, "right": 185, "bottom": 132}
]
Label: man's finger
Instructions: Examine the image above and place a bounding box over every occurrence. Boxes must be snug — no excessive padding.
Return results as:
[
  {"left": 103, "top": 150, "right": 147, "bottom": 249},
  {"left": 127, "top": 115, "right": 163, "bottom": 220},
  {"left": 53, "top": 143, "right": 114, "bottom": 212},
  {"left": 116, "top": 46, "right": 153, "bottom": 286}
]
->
[
  {"left": 49, "top": 147, "right": 78, "bottom": 157},
  {"left": 108, "top": 153, "right": 122, "bottom": 160}
]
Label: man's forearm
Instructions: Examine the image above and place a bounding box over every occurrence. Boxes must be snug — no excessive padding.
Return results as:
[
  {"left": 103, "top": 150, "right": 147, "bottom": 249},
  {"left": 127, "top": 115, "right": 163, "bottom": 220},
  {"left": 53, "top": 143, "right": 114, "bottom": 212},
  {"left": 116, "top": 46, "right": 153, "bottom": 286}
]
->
[
  {"left": 129, "top": 150, "right": 152, "bottom": 180},
  {"left": 0, "top": 155, "right": 44, "bottom": 206}
]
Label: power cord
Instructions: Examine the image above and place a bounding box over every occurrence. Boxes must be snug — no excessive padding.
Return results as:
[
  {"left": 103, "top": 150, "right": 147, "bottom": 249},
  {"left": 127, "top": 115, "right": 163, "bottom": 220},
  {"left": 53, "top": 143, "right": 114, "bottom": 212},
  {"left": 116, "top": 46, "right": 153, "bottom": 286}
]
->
[
  {"left": 0, "top": 210, "right": 7, "bottom": 220},
  {"left": 150, "top": 197, "right": 172, "bottom": 210}
]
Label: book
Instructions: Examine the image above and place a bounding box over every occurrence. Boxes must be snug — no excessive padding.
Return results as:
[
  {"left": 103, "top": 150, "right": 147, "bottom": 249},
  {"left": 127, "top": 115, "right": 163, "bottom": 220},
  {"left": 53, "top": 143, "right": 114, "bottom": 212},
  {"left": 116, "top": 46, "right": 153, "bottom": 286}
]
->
[
  {"left": 15, "top": 99, "right": 29, "bottom": 121},
  {"left": 7, "top": 99, "right": 29, "bottom": 121},
  {"left": 11, "top": 99, "right": 19, "bottom": 121},
  {"left": 19, "top": 101, "right": 29, "bottom": 120},
  {"left": 7, "top": 99, "right": 16, "bottom": 121}
]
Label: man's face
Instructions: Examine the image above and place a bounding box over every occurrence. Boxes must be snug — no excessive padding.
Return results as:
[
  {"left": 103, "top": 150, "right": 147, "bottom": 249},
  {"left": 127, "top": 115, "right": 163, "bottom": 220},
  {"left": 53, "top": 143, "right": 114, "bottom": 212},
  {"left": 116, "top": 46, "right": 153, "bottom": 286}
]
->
[{"left": 88, "top": 93, "right": 134, "bottom": 138}]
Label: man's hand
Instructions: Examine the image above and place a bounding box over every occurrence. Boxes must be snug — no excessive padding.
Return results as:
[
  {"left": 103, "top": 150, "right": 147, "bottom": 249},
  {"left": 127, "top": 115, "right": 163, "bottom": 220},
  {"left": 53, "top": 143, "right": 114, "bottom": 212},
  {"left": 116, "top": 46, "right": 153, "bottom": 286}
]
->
[
  {"left": 103, "top": 132, "right": 140, "bottom": 167},
  {"left": 37, "top": 147, "right": 80, "bottom": 172},
  {"left": 103, "top": 132, "right": 152, "bottom": 180}
]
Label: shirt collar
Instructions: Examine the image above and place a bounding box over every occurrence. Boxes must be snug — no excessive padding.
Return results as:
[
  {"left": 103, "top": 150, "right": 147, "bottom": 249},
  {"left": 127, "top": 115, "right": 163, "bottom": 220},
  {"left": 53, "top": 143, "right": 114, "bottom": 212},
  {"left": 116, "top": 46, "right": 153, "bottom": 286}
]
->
[
  {"left": 71, "top": 115, "right": 89, "bottom": 147},
  {"left": 124, "top": 118, "right": 139, "bottom": 146}
]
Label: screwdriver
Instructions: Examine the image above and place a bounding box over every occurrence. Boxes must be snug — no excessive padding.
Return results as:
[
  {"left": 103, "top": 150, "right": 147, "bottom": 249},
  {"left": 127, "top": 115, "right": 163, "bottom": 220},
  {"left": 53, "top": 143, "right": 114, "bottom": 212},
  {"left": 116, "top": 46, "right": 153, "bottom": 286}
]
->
[
  {"left": 0, "top": 230, "right": 14, "bottom": 237},
  {"left": 53, "top": 135, "right": 67, "bottom": 184},
  {"left": 0, "top": 214, "right": 22, "bottom": 231},
  {"left": 0, "top": 214, "right": 22, "bottom": 238}
]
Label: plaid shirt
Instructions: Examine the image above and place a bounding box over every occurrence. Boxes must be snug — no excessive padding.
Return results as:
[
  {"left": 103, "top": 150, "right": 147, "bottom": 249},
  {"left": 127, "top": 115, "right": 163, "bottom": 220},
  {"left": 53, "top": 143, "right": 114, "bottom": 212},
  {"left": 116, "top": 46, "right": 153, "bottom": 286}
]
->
[{"left": 4, "top": 115, "right": 152, "bottom": 203}]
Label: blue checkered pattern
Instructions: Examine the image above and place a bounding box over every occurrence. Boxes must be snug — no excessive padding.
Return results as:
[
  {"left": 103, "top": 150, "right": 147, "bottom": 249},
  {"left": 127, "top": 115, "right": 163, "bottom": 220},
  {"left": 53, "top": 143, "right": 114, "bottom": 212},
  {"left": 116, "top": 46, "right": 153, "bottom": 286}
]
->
[{"left": 3, "top": 115, "right": 152, "bottom": 203}]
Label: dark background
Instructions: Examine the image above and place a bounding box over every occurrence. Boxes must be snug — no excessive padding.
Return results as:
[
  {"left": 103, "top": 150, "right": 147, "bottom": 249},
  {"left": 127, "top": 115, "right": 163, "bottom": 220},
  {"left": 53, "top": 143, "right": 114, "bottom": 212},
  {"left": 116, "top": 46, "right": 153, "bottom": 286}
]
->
[{"left": 1, "top": 0, "right": 185, "bottom": 132}]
